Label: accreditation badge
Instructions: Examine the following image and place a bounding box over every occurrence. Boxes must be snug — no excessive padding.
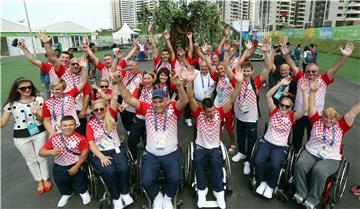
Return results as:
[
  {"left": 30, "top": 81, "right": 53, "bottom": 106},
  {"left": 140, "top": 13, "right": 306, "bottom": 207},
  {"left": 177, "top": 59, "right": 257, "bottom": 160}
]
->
[
  {"left": 217, "top": 93, "right": 223, "bottom": 103},
  {"left": 317, "top": 146, "right": 332, "bottom": 159},
  {"left": 155, "top": 133, "right": 166, "bottom": 149},
  {"left": 114, "top": 146, "right": 121, "bottom": 154},
  {"left": 68, "top": 140, "right": 77, "bottom": 149},
  {"left": 240, "top": 102, "right": 249, "bottom": 113},
  {"left": 27, "top": 123, "right": 40, "bottom": 136},
  {"left": 99, "top": 137, "right": 113, "bottom": 150}
]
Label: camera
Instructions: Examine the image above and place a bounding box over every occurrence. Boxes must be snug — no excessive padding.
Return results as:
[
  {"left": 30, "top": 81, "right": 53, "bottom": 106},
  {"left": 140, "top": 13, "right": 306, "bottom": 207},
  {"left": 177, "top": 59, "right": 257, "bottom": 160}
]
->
[{"left": 11, "top": 39, "right": 19, "bottom": 47}]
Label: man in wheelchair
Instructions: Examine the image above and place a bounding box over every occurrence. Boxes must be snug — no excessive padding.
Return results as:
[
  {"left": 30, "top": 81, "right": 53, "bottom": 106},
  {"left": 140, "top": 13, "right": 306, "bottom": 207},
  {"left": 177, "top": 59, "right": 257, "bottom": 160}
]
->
[
  {"left": 116, "top": 70, "right": 191, "bottom": 209},
  {"left": 253, "top": 77, "right": 308, "bottom": 199},
  {"left": 293, "top": 80, "right": 360, "bottom": 209},
  {"left": 186, "top": 66, "right": 244, "bottom": 208}
]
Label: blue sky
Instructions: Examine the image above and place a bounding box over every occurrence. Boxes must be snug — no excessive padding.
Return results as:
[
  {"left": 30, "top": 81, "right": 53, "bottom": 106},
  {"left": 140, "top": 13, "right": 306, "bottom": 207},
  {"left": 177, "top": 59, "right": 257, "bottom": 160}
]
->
[{"left": 1, "top": 0, "right": 111, "bottom": 31}]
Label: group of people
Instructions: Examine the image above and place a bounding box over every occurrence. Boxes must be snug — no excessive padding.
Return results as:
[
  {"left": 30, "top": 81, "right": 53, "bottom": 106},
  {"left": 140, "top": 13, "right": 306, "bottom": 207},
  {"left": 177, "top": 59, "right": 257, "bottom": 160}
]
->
[{"left": 1, "top": 24, "right": 359, "bottom": 209}]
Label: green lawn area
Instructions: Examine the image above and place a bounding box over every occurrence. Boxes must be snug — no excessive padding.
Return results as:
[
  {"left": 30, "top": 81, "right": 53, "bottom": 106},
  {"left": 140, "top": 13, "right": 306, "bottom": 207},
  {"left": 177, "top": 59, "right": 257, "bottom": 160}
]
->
[{"left": 1, "top": 50, "right": 359, "bottom": 106}]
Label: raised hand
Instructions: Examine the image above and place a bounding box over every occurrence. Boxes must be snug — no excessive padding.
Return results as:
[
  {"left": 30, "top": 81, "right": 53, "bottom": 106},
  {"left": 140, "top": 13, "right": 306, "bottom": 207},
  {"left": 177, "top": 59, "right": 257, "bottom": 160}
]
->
[
  {"left": 187, "top": 32, "right": 193, "bottom": 39},
  {"left": 147, "top": 23, "right": 153, "bottom": 33},
  {"left": 234, "top": 67, "right": 244, "bottom": 83},
  {"left": 244, "top": 41, "right": 253, "bottom": 50},
  {"left": 116, "top": 103, "right": 126, "bottom": 112},
  {"left": 202, "top": 42, "right": 209, "bottom": 54},
  {"left": 224, "top": 26, "right": 232, "bottom": 36},
  {"left": 299, "top": 82, "right": 307, "bottom": 92},
  {"left": 163, "top": 31, "right": 170, "bottom": 40},
  {"left": 170, "top": 92, "right": 177, "bottom": 102},
  {"left": 279, "top": 76, "right": 292, "bottom": 86},
  {"left": 177, "top": 48, "right": 185, "bottom": 57},
  {"left": 261, "top": 37, "right": 271, "bottom": 52},
  {"left": 91, "top": 83, "right": 99, "bottom": 90},
  {"left": 181, "top": 65, "right": 196, "bottom": 82},
  {"left": 78, "top": 57, "right": 87, "bottom": 68},
  {"left": 30, "top": 101, "right": 40, "bottom": 115},
  {"left": 18, "top": 39, "right": 25, "bottom": 49},
  {"left": 309, "top": 80, "right": 319, "bottom": 91},
  {"left": 194, "top": 42, "right": 199, "bottom": 48},
  {"left": 110, "top": 71, "right": 122, "bottom": 83},
  {"left": 39, "top": 31, "right": 52, "bottom": 44},
  {"left": 82, "top": 35, "right": 89, "bottom": 46},
  {"left": 340, "top": 42, "right": 354, "bottom": 57},
  {"left": 279, "top": 36, "right": 288, "bottom": 46},
  {"left": 115, "top": 49, "right": 124, "bottom": 59},
  {"left": 223, "top": 41, "right": 231, "bottom": 51},
  {"left": 280, "top": 44, "right": 289, "bottom": 55},
  {"left": 134, "top": 38, "right": 141, "bottom": 47}
]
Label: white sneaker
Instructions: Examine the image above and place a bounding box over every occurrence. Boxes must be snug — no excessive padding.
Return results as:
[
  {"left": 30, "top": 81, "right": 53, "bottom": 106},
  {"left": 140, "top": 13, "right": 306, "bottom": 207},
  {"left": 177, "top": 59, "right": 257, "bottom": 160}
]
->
[
  {"left": 232, "top": 152, "right": 246, "bottom": 162},
  {"left": 153, "top": 192, "right": 163, "bottom": 209},
  {"left": 197, "top": 188, "right": 208, "bottom": 208},
  {"left": 303, "top": 200, "right": 315, "bottom": 209},
  {"left": 263, "top": 185, "right": 274, "bottom": 199},
  {"left": 120, "top": 193, "right": 134, "bottom": 207},
  {"left": 255, "top": 181, "right": 267, "bottom": 195},
  {"left": 79, "top": 191, "right": 91, "bottom": 205},
  {"left": 57, "top": 194, "right": 73, "bottom": 208},
  {"left": 162, "top": 194, "right": 174, "bottom": 209},
  {"left": 185, "top": 119, "right": 193, "bottom": 127},
  {"left": 243, "top": 161, "right": 251, "bottom": 175},
  {"left": 213, "top": 191, "right": 226, "bottom": 209},
  {"left": 113, "top": 197, "right": 124, "bottom": 209},
  {"left": 293, "top": 193, "right": 304, "bottom": 204}
]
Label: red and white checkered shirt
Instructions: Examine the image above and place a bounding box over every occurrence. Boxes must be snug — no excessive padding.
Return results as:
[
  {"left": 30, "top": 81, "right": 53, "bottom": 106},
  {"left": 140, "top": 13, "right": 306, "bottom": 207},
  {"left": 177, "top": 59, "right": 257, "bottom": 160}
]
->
[
  {"left": 42, "top": 88, "right": 80, "bottom": 131},
  {"left": 212, "top": 72, "right": 235, "bottom": 108},
  {"left": 293, "top": 72, "right": 334, "bottom": 115},
  {"left": 96, "top": 61, "right": 113, "bottom": 88},
  {"left": 86, "top": 108, "right": 121, "bottom": 151},
  {"left": 121, "top": 70, "right": 143, "bottom": 113},
  {"left": 193, "top": 106, "right": 225, "bottom": 149},
  {"left": 43, "top": 132, "right": 88, "bottom": 166},
  {"left": 154, "top": 55, "right": 172, "bottom": 74},
  {"left": 234, "top": 75, "right": 264, "bottom": 122},
  {"left": 306, "top": 112, "right": 352, "bottom": 160},
  {"left": 264, "top": 108, "right": 296, "bottom": 147},
  {"left": 138, "top": 102, "right": 183, "bottom": 156},
  {"left": 171, "top": 57, "right": 191, "bottom": 75}
]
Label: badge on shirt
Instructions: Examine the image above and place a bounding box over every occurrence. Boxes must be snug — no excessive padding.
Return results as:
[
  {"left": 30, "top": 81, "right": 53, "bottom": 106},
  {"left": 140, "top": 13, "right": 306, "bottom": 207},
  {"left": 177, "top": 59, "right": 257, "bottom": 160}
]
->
[
  {"left": 217, "top": 93, "right": 223, "bottom": 103},
  {"left": 68, "top": 140, "right": 77, "bottom": 149},
  {"left": 282, "top": 117, "right": 290, "bottom": 124},
  {"left": 27, "top": 123, "right": 40, "bottom": 136},
  {"left": 155, "top": 133, "right": 166, "bottom": 149},
  {"left": 99, "top": 137, "right": 113, "bottom": 150},
  {"left": 317, "top": 145, "right": 332, "bottom": 159},
  {"left": 240, "top": 102, "right": 249, "bottom": 113}
]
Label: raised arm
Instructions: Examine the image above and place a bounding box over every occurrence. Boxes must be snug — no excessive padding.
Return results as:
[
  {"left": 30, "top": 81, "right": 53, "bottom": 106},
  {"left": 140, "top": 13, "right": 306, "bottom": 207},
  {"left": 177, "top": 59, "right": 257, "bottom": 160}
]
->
[
  {"left": 164, "top": 32, "right": 175, "bottom": 61},
  {"left": 344, "top": 100, "right": 360, "bottom": 126},
  {"left": 124, "top": 39, "right": 140, "bottom": 62},
  {"left": 147, "top": 23, "right": 158, "bottom": 59},
  {"left": 223, "top": 68, "right": 243, "bottom": 113},
  {"left": 18, "top": 40, "right": 42, "bottom": 67},
  {"left": 110, "top": 50, "right": 124, "bottom": 71},
  {"left": 259, "top": 37, "right": 272, "bottom": 81},
  {"left": 195, "top": 43, "right": 216, "bottom": 75},
  {"left": 308, "top": 80, "right": 319, "bottom": 117},
  {"left": 281, "top": 43, "right": 299, "bottom": 75},
  {"left": 91, "top": 83, "right": 111, "bottom": 101},
  {"left": 112, "top": 72, "right": 140, "bottom": 110},
  {"left": 266, "top": 77, "right": 291, "bottom": 112},
  {"left": 187, "top": 32, "right": 193, "bottom": 58},
  {"left": 39, "top": 31, "right": 58, "bottom": 67},
  {"left": 109, "top": 82, "right": 119, "bottom": 110},
  {"left": 217, "top": 26, "right": 232, "bottom": 52},
  {"left": 327, "top": 42, "right": 354, "bottom": 80},
  {"left": 185, "top": 71, "right": 198, "bottom": 112},
  {"left": 223, "top": 49, "right": 234, "bottom": 80},
  {"left": 294, "top": 82, "right": 308, "bottom": 121},
  {"left": 235, "top": 41, "right": 253, "bottom": 69},
  {"left": 174, "top": 68, "right": 194, "bottom": 111},
  {"left": 87, "top": 45, "right": 100, "bottom": 66},
  {"left": 77, "top": 58, "right": 89, "bottom": 92}
]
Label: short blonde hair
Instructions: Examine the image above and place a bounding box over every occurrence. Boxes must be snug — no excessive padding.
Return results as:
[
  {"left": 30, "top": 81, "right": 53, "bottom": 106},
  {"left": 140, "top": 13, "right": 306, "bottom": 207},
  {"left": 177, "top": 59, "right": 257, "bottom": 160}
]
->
[
  {"left": 50, "top": 79, "right": 66, "bottom": 90},
  {"left": 322, "top": 106, "right": 340, "bottom": 121}
]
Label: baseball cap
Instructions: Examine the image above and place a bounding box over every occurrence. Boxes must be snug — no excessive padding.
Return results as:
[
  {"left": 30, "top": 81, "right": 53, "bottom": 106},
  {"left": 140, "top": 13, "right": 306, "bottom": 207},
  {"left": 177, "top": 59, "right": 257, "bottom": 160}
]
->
[{"left": 152, "top": 89, "right": 166, "bottom": 99}]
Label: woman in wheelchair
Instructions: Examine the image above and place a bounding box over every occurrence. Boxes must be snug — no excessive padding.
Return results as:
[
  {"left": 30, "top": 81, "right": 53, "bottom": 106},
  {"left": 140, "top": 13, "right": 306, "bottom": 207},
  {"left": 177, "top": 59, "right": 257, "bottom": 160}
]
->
[
  {"left": 86, "top": 84, "right": 134, "bottom": 209},
  {"left": 254, "top": 77, "right": 308, "bottom": 199},
  {"left": 293, "top": 80, "right": 360, "bottom": 209},
  {"left": 186, "top": 66, "right": 244, "bottom": 208}
]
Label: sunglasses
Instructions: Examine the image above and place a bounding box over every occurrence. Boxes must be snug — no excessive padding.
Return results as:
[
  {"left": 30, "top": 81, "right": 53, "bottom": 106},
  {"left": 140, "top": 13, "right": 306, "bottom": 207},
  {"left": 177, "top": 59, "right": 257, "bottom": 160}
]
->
[
  {"left": 100, "top": 85, "right": 109, "bottom": 88},
  {"left": 280, "top": 103, "right": 291, "bottom": 109},
  {"left": 306, "top": 70, "right": 317, "bottom": 74},
  {"left": 71, "top": 63, "right": 79, "bottom": 66},
  {"left": 18, "top": 86, "right": 32, "bottom": 91},
  {"left": 93, "top": 108, "right": 105, "bottom": 113}
]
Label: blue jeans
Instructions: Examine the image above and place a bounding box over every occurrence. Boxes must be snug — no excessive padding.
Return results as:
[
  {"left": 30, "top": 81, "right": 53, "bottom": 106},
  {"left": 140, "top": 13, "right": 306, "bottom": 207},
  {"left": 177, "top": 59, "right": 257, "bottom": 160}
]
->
[
  {"left": 141, "top": 148, "right": 181, "bottom": 200},
  {"left": 53, "top": 163, "right": 88, "bottom": 195},
  {"left": 236, "top": 119, "right": 258, "bottom": 162},
  {"left": 254, "top": 139, "right": 288, "bottom": 188},
  {"left": 138, "top": 51, "right": 145, "bottom": 61},
  {"left": 193, "top": 144, "right": 223, "bottom": 192},
  {"left": 91, "top": 146, "right": 129, "bottom": 200},
  {"left": 128, "top": 117, "right": 146, "bottom": 161}
]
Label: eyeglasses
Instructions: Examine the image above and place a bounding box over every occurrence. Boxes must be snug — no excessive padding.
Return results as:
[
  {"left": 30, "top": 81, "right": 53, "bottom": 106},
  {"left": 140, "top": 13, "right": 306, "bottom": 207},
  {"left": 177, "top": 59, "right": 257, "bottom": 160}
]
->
[
  {"left": 18, "top": 86, "right": 32, "bottom": 91},
  {"left": 93, "top": 108, "right": 105, "bottom": 113},
  {"left": 306, "top": 70, "right": 317, "bottom": 74},
  {"left": 71, "top": 63, "right": 79, "bottom": 66},
  {"left": 100, "top": 85, "right": 109, "bottom": 88},
  {"left": 280, "top": 103, "right": 291, "bottom": 109}
]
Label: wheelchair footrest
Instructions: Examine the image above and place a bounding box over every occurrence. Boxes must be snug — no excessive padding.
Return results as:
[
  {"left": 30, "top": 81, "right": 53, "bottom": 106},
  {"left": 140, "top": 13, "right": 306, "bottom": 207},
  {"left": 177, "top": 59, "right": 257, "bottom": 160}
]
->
[{"left": 203, "top": 200, "right": 219, "bottom": 208}]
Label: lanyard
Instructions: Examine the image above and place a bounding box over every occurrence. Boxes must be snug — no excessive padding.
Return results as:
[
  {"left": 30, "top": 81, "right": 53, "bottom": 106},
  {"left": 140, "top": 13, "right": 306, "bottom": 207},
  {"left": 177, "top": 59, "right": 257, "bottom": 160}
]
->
[
  {"left": 201, "top": 74, "right": 210, "bottom": 89},
  {"left": 52, "top": 97, "right": 65, "bottom": 122},
  {"left": 21, "top": 103, "right": 37, "bottom": 124},
  {"left": 154, "top": 109, "right": 167, "bottom": 132},
  {"left": 323, "top": 124, "right": 336, "bottom": 146},
  {"left": 218, "top": 78, "right": 227, "bottom": 94},
  {"left": 238, "top": 81, "right": 249, "bottom": 101},
  {"left": 59, "top": 134, "right": 80, "bottom": 155},
  {"left": 142, "top": 87, "right": 152, "bottom": 102},
  {"left": 94, "top": 115, "right": 113, "bottom": 139}
]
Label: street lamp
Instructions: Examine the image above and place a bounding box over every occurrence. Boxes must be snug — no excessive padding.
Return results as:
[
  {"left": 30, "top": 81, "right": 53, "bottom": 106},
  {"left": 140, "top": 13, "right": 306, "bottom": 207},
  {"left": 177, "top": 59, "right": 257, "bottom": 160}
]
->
[{"left": 23, "top": 0, "right": 37, "bottom": 57}]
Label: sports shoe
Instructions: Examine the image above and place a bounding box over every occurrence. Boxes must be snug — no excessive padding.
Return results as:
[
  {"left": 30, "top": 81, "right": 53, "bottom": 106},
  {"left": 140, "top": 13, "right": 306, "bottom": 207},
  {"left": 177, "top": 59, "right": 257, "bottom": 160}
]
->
[
  {"left": 57, "top": 194, "right": 73, "bottom": 208},
  {"left": 185, "top": 119, "right": 193, "bottom": 127},
  {"left": 303, "top": 200, "right": 315, "bottom": 209},
  {"left": 153, "top": 192, "right": 163, "bottom": 209},
  {"left": 197, "top": 188, "right": 208, "bottom": 208},
  {"left": 293, "top": 193, "right": 304, "bottom": 204},
  {"left": 255, "top": 181, "right": 267, "bottom": 195},
  {"left": 263, "top": 185, "right": 274, "bottom": 199},
  {"left": 232, "top": 152, "right": 246, "bottom": 162},
  {"left": 121, "top": 193, "right": 134, "bottom": 207},
  {"left": 162, "top": 194, "right": 174, "bottom": 209},
  {"left": 113, "top": 197, "right": 124, "bottom": 209},
  {"left": 79, "top": 191, "right": 91, "bottom": 205},
  {"left": 243, "top": 161, "right": 251, "bottom": 175},
  {"left": 213, "top": 191, "right": 226, "bottom": 209}
]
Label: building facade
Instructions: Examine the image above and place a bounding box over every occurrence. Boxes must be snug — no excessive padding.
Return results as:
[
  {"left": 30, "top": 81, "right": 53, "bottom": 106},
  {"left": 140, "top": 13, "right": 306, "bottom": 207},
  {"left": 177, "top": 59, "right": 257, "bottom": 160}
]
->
[{"left": 111, "top": 0, "right": 137, "bottom": 31}]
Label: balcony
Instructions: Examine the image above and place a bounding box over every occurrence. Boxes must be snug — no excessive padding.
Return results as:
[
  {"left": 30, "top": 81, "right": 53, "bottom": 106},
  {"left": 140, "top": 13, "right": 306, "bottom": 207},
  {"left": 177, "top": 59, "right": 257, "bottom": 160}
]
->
[{"left": 347, "top": 9, "right": 360, "bottom": 14}]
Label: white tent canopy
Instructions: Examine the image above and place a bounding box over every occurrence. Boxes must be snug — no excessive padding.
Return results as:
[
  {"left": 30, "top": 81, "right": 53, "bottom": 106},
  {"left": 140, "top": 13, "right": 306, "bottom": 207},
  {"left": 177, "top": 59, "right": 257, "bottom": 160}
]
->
[{"left": 112, "top": 22, "right": 138, "bottom": 44}]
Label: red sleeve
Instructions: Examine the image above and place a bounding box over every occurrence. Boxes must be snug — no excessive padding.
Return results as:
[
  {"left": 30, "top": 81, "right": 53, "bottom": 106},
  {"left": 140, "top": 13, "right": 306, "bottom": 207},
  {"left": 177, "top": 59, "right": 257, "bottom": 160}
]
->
[
  {"left": 132, "top": 87, "right": 140, "bottom": 98},
  {"left": 82, "top": 82, "right": 91, "bottom": 95},
  {"left": 210, "top": 71, "right": 219, "bottom": 81},
  {"left": 121, "top": 69, "right": 127, "bottom": 77},
  {"left": 67, "top": 88, "right": 80, "bottom": 98},
  {"left": 229, "top": 76, "right": 236, "bottom": 88},
  {"left": 292, "top": 71, "right": 304, "bottom": 81},
  {"left": 338, "top": 117, "right": 352, "bottom": 133},
  {"left": 171, "top": 57, "right": 177, "bottom": 68},
  {"left": 214, "top": 49, "right": 221, "bottom": 58},
  {"left": 191, "top": 57, "right": 199, "bottom": 66},
  {"left": 96, "top": 61, "right": 106, "bottom": 71},
  {"left": 171, "top": 102, "right": 184, "bottom": 116},
  {"left": 108, "top": 107, "right": 118, "bottom": 119},
  {"left": 185, "top": 56, "right": 191, "bottom": 63},
  {"left": 309, "top": 112, "right": 321, "bottom": 125},
  {"left": 269, "top": 107, "right": 279, "bottom": 117},
  {"left": 320, "top": 73, "right": 334, "bottom": 85},
  {"left": 91, "top": 92, "right": 96, "bottom": 101},
  {"left": 254, "top": 75, "right": 265, "bottom": 94},
  {"left": 217, "top": 107, "right": 225, "bottom": 121},
  {"left": 117, "top": 59, "right": 127, "bottom": 69},
  {"left": 77, "top": 135, "right": 89, "bottom": 151},
  {"left": 42, "top": 101, "right": 51, "bottom": 119},
  {"left": 40, "top": 62, "right": 53, "bottom": 73},
  {"left": 289, "top": 112, "right": 296, "bottom": 125},
  {"left": 138, "top": 101, "right": 150, "bottom": 116},
  {"left": 86, "top": 123, "right": 95, "bottom": 142},
  {"left": 170, "top": 82, "right": 177, "bottom": 90},
  {"left": 191, "top": 106, "right": 202, "bottom": 118},
  {"left": 43, "top": 137, "right": 54, "bottom": 149},
  {"left": 56, "top": 64, "right": 67, "bottom": 78},
  {"left": 154, "top": 55, "right": 161, "bottom": 73}
]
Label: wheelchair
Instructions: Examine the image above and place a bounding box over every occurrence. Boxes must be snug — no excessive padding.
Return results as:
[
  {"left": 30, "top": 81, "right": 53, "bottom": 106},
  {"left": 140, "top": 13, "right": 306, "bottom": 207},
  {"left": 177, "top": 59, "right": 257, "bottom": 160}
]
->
[
  {"left": 248, "top": 136, "right": 295, "bottom": 201},
  {"left": 184, "top": 141, "right": 232, "bottom": 208},
  {"left": 289, "top": 147, "right": 350, "bottom": 209},
  {"left": 84, "top": 140, "right": 140, "bottom": 209},
  {"left": 138, "top": 147, "right": 184, "bottom": 209}
]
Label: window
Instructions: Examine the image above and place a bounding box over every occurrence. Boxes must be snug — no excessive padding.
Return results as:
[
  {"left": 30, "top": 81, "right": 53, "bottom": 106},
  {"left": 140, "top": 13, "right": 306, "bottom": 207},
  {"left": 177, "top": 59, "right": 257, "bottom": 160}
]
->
[{"left": 53, "top": 36, "right": 59, "bottom": 44}]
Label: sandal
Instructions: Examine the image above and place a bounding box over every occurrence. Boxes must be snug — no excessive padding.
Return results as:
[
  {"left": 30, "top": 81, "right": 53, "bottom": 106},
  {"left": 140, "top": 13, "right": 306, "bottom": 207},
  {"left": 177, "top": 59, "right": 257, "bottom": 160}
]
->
[{"left": 228, "top": 145, "right": 236, "bottom": 154}]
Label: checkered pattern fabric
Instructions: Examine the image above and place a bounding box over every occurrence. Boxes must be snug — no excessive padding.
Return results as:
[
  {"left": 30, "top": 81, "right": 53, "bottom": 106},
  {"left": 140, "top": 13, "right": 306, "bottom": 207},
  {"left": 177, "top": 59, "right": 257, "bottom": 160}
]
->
[
  {"left": 155, "top": 61, "right": 172, "bottom": 73},
  {"left": 61, "top": 70, "right": 85, "bottom": 111},
  {"left": 174, "top": 59, "right": 187, "bottom": 75},
  {"left": 154, "top": 84, "right": 170, "bottom": 98},
  {"left": 264, "top": 108, "right": 295, "bottom": 147},
  {"left": 214, "top": 77, "right": 234, "bottom": 108},
  {"left": 121, "top": 71, "right": 142, "bottom": 113},
  {"left": 48, "top": 67, "right": 60, "bottom": 83},
  {"left": 139, "top": 87, "right": 153, "bottom": 104},
  {"left": 194, "top": 107, "right": 224, "bottom": 149},
  {"left": 230, "top": 56, "right": 240, "bottom": 70},
  {"left": 87, "top": 117, "right": 121, "bottom": 151}
]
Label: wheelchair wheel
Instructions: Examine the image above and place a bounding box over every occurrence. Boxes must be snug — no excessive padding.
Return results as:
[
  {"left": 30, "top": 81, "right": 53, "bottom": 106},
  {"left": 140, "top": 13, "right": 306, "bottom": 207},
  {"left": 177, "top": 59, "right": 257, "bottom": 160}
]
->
[
  {"left": 184, "top": 142, "right": 194, "bottom": 185},
  {"left": 330, "top": 159, "right": 350, "bottom": 203},
  {"left": 84, "top": 161, "right": 99, "bottom": 199},
  {"left": 220, "top": 141, "right": 231, "bottom": 186},
  {"left": 285, "top": 146, "right": 295, "bottom": 184}
]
